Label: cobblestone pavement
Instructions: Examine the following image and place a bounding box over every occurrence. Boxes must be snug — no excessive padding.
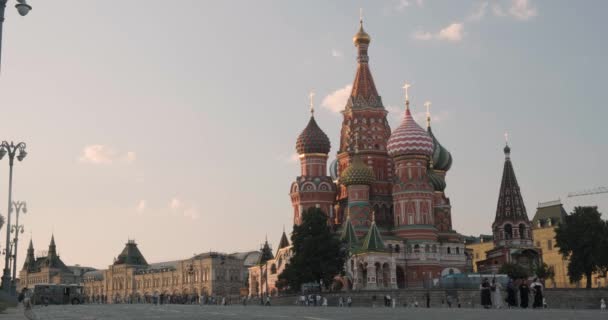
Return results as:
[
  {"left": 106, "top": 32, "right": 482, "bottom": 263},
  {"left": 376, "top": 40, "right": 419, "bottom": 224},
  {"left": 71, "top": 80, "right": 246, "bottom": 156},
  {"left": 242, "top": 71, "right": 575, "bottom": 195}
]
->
[{"left": 2, "top": 305, "right": 607, "bottom": 320}]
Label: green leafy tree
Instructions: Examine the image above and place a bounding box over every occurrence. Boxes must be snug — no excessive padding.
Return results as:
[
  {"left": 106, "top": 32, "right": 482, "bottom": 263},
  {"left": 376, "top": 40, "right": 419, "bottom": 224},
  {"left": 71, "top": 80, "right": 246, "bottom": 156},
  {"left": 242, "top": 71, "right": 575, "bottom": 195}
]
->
[
  {"left": 499, "top": 262, "right": 529, "bottom": 280},
  {"left": 554, "top": 206, "right": 608, "bottom": 288},
  {"left": 534, "top": 262, "right": 555, "bottom": 283},
  {"left": 278, "top": 207, "right": 346, "bottom": 292}
]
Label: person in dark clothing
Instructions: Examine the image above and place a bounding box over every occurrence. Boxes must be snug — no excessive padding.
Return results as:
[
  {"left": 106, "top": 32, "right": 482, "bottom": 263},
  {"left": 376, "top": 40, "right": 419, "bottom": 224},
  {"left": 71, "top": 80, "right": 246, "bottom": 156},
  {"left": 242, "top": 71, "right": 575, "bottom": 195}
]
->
[
  {"left": 480, "top": 278, "right": 492, "bottom": 308},
  {"left": 506, "top": 278, "right": 517, "bottom": 308},
  {"left": 519, "top": 280, "right": 530, "bottom": 308},
  {"left": 531, "top": 278, "right": 544, "bottom": 308},
  {"left": 426, "top": 291, "right": 430, "bottom": 308}
]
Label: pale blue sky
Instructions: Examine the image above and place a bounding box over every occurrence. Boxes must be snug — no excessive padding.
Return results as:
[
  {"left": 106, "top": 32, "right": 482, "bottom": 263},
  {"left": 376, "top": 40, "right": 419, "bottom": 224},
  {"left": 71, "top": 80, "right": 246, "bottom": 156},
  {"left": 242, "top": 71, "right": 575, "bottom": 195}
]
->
[{"left": 0, "top": 0, "right": 606, "bottom": 269}]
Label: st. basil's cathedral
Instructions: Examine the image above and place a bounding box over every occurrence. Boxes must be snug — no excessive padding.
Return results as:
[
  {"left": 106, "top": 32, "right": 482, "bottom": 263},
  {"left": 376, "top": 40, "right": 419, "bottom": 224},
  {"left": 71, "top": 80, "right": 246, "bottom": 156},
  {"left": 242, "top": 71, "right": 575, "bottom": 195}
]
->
[{"left": 288, "top": 19, "right": 467, "bottom": 290}]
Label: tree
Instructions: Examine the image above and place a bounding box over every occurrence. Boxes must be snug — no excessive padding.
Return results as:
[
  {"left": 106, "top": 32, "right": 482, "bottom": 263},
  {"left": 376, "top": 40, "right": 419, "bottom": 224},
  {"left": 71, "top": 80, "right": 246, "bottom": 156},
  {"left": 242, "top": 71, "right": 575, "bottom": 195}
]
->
[
  {"left": 499, "top": 262, "right": 529, "bottom": 280},
  {"left": 554, "top": 206, "right": 608, "bottom": 288},
  {"left": 533, "top": 262, "right": 555, "bottom": 283},
  {"left": 278, "top": 207, "right": 346, "bottom": 292}
]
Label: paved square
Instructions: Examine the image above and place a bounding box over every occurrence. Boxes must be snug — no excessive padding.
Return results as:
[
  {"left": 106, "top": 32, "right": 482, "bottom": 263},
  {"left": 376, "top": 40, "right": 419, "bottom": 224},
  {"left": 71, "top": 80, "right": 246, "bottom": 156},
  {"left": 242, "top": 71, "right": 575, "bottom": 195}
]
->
[{"left": 2, "top": 305, "right": 607, "bottom": 320}]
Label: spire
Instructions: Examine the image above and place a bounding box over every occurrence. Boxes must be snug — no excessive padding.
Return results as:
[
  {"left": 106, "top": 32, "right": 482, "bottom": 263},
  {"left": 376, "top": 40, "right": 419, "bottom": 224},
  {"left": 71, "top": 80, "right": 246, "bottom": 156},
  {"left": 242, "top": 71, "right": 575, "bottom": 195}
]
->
[
  {"left": 114, "top": 240, "right": 149, "bottom": 266},
  {"left": 504, "top": 132, "right": 511, "bottom": 158},
  {"left": 48, "top": 234, "right": 57, "bottom": 257},
  {"left": 278, "top": 230, "right": 290, "bottom": 249},
  {"left": 23, "top": 238, "right": 35, "bottom": 270},
  {"left": 340, "top": 217, "right": 358, "bottom": 247},
  {"left": 348, "top": 16, "right": 382, "bottom": 110},
  {"left": 361, "top": 219, "right": 384, "bottom": 252},
  {"left": 494, "top": 142, "right": 529, "bottom": 225},
  {"left": 259, "top": 239, "right": 274, "bottom": 264},
  {"left": 403, "top": 82, "right": 411, "bottom": 111}
]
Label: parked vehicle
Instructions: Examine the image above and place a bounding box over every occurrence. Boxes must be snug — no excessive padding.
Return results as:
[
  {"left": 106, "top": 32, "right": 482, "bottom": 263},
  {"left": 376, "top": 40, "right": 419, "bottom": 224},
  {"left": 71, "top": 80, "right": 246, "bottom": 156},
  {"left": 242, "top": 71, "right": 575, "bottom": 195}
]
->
[{"left": 31, "top": 284, "right": 84, "bottom": 305}]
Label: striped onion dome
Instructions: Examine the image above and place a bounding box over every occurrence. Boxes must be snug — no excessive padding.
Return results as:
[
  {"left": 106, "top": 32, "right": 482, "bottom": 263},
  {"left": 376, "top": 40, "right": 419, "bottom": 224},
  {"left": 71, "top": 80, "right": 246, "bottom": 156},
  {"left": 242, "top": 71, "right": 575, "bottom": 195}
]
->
[
  {"left": 340, "top": 154, "right": 375, "bottom": 186},
  {"left": 296, "top": 116, "right": 331, "bottom": 155},
  {"left": 387, "top": 107, "right": 434, "bottom": 158}
]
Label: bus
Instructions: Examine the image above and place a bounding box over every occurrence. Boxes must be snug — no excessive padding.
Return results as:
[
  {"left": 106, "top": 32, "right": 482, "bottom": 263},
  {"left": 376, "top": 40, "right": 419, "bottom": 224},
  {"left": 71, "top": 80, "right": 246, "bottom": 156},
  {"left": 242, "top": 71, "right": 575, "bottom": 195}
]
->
[{"left": 31, "top": 284, "right": 85, "bottom": 305}]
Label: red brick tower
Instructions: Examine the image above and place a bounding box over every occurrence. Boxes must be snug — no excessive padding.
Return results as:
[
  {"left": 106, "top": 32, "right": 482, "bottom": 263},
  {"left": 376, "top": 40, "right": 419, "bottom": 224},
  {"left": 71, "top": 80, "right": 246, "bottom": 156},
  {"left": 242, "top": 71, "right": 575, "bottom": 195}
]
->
[
  {"left": 333, "top": 19, "right": 393, "bottom": 228},
  {"left": 290, "top": 97, "right": 337, "bottom": 225}
]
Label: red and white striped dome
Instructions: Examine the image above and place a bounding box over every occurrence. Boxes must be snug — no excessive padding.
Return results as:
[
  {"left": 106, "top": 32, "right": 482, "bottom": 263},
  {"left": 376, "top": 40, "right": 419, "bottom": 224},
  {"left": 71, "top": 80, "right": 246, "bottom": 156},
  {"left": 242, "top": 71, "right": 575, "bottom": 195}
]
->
[{"left": 387, "top": 107, "right": 434, "bottom": 158}]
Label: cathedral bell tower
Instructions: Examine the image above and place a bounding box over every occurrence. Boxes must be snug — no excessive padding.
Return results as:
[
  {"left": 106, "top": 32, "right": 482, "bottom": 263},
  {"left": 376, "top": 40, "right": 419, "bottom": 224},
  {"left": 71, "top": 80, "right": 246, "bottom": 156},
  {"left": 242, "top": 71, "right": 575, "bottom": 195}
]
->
[
  {"left": 290, "top": 93, "right": 337, "bottom": 225},
  {"left": 334, "top": 18, "right": 393, "bottom": 229}
]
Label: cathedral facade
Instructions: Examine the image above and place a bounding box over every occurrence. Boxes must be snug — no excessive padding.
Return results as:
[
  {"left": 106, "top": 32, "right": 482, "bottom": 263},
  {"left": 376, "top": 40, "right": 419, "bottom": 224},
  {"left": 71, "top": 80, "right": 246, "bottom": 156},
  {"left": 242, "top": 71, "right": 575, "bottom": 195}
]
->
[{"left": 287, "top": 20, "right": 467, "bottom": 290}]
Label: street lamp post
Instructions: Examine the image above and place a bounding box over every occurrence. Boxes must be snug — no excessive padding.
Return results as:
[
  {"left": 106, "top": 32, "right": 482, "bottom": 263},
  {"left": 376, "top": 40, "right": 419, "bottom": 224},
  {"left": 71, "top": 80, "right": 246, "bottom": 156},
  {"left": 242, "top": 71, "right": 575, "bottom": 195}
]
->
[
  {"left": 0, "top": 0, "right": 32, "bottom": 72},
  {"left": 10, "top": 201, "right": 26, "bottom": 287},
  {"left": 0, "top": 141, "right": 27, "bottom": 293}
]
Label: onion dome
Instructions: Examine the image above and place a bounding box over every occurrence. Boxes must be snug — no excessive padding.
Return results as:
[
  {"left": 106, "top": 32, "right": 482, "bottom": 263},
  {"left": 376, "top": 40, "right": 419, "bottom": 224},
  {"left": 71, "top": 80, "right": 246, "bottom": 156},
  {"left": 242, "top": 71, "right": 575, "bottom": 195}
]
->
[
  {"left": 296, "top": 116, "right": 331, "bottom": 155},
  {"left": 428, "top": 127, "right": 453, "bottom": 171},
  {"left": 427, "top": 166, "right": 446, "bottom": 192},
  {"left": 387, "top": 105, "right": 434, "bottom": 158},
  {"left": 340, "top": 154, "right": 375, "bottom": 186},
  {"left": 353, "top": 20, "right": 371, "bottom": 45}
]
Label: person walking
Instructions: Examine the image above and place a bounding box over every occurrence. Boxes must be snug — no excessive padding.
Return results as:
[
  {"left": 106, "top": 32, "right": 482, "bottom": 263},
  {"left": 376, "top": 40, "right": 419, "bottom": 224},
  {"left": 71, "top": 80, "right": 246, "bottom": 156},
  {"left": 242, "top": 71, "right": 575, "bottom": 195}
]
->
[
  {"left": 480, "top": 278, "right": 492, "bottom": 309},
  {"left": 531, "top": 278, "right": 543, "bottom": 309},
  {"left": 425, "top": 291, "right": 430, "bottom": 308},
  {"left": 491, "top": 278, "right": 503, "bottom": 309},
  {"left": 338, "top": 296, "right": 344, "bottom": 307},
  {"left": 600, "top": 298, "right": 606, "bottom": 311},
  {"left": 519, "top": 280, "right": 530, "bottom": 309},
  {"left": 506, "top": 279, "right": 517, "bottom": 308},
  {"left": 347, "top": 296, "right": 352, "bottom": 307}
]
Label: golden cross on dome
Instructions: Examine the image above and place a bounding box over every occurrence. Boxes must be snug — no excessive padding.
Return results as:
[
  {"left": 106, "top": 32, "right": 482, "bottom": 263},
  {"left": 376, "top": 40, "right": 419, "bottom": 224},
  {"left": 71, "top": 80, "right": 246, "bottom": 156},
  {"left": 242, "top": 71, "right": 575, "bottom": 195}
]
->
[
  {"left": 359, "top": 8, "right": 363, "bottom": 24},
  {"left": 403, "top": 82, "right": 411, "bottom": 108},
  {"left": 504, "top": 131, "right": 509, "bottom": 145},
  {"left": 424, "top": 101, "right": 432, "bottom": 128},
  {"left": 309, "top": 90, "right": 315, "bottom": 115}
]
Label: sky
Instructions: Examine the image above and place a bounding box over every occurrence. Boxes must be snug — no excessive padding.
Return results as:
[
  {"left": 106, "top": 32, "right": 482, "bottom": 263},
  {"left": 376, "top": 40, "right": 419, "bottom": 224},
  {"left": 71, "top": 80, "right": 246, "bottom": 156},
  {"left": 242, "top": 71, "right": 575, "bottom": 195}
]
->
[{"left": 0, "top": 0, "right": 607, "bottom": 270}]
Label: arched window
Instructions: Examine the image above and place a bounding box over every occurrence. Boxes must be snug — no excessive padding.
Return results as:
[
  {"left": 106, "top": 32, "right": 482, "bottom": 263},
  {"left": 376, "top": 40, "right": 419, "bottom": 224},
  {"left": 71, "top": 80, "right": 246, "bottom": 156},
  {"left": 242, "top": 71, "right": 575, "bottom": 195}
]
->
[
  {"left": 388, "top": 244, "right": 393, "bottom": 252},
  {"left": 414, "top": 244, "right": 420, "bottom": 253},
  {"left": 270, "top": 264, "right": 277, "bottom": 275},
  {"left": 424, "top": 245, "right": 430, "bottom": 253},
  {"left": 395, "top": 245, "right": 400, "bottom": 253},
  {"left": 456, "top": 247, "right": 460, "bottom": 254},
  {"left": 447, "top": 247, "right": 451, "bottom": 254},
  {"left": 432, "top": 245, "right": 437, "bottom": 253},
  {"left": 519, "top": 224, "right": 526, "bottom": 239},
  {"left": 504, "top": 224, "right": 513, "bottom": 240}
]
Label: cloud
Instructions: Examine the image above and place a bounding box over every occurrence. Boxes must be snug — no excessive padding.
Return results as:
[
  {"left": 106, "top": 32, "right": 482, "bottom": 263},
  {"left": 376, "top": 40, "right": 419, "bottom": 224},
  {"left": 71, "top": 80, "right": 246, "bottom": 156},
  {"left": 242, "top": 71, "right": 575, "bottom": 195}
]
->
[
  {"left": 437, "top": 23, "right": 464, "bottom": 42},
  {"left": 322, "top": 84, "right": 352, "bottom": 113},
  {"left": 79, "top": 145, "right": 136, "bottom": 165},
  {"left": 412, "top": 23, "right": 464, "bottom": 42},
  {"left": 413, "top": 31, "right": 433, "bottom": 41},
  {"left": 386, "top": 105, "right": 449, "bottom": 128},
  {"left": 136, "top": 200, "right": 146, "bottom": 214},
  {"left": 169, "top": 197, "right": 182, "bottom": 210},
  {"left": 331, "top": 49, "right": 343, "bottom": 58},
  {"left": 493, "top": 0, "right": 537, "bottom": 20},
  {"left": 509, "top": 0, "right": 537, "bottom": 20},
  {"left": 394, "top": 0, "right": 423, "bottom": 12},
  {"left": 468, "top": 2, "right": 488, "bottom": 21},
  {"left": 79, "top": 145, "right": 115, "bottom": 164},
  {"left": 124, "top": 152, "right": 137, "bottom": 164}
]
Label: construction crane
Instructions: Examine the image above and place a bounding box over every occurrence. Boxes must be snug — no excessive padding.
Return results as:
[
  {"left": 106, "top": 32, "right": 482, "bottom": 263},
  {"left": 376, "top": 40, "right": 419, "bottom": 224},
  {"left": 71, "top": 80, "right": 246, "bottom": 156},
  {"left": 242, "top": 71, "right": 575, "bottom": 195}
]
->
[{"left": 567, "top": 186, "right": 608, "bottom": 198}]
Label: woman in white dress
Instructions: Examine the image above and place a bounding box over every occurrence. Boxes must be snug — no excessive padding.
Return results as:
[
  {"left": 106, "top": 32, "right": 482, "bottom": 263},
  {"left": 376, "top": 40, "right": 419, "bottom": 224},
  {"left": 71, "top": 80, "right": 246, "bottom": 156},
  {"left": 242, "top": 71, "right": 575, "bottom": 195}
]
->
[{"left": 491, "top": 279, "right": 504, "bottom": 309}]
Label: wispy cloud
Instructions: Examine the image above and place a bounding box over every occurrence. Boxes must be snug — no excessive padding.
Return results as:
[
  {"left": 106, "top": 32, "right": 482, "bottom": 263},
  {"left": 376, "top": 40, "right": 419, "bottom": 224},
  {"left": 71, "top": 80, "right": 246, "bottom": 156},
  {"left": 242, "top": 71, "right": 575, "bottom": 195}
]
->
[
  {"left": 322, "top": 84, "right": 352, "bottom": 113},
  {"left": 79, "top": 145, "right": 136, "bottom": 165},
  {"left": 509, "top": 0, "right": 537, "bottom": 20},
  {"left": 276, "top": 152, "right": 299, "bottom": 164},
  {"left": 331, "top": 49, "right": 343, "bottom": 58},
  {"left": 413, "top": 23, "right": 464, "bottom": 42},
  {"left": 468, "top": 2, "right": 488, "bottom": 21},
  {"left": 493, "top": 0, "right": 537, "bottom": 20},
  {"left": 168, "top": 196, "right": 199, "bottom": 220},
  {"left": 136, "top": 200, "right": 146, "bottom": 214}
]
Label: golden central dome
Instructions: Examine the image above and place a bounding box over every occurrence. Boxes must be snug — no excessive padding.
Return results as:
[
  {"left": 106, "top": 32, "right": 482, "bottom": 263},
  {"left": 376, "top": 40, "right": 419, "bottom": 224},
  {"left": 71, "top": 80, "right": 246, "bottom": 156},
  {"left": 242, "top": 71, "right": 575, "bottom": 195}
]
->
[{"left": 353, "top": 22, "right": 371, "bottom": 45}]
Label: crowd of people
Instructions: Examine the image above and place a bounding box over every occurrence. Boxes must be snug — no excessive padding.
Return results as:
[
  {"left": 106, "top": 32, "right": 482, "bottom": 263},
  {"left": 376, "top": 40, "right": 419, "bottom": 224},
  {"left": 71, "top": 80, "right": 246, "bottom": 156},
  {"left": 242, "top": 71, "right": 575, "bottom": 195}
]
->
[{"left": 480, "top": 277, "right": 546, "bottom": 309}]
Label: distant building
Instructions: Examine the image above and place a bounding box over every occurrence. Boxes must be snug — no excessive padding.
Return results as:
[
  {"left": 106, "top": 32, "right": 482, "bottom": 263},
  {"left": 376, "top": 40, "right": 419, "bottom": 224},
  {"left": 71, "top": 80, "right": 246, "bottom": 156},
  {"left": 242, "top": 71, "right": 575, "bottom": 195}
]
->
[
  {"left": 532, "top": 200, "right": 605, "bottom": 288},
  {"left": 464, "top": 235, "right": 493, "bottom": 272},
  {"left": 19, "top": 235, "right": 89, "bottom": 291},
  {"left": 82, "top": 240, "right": 260, "bottom": 303},
  {"left": 248, "top": 232, "right": 292, "bottom": 296},
  {"left": 476, "top": 143, "right": 541, "bottom": 275}
]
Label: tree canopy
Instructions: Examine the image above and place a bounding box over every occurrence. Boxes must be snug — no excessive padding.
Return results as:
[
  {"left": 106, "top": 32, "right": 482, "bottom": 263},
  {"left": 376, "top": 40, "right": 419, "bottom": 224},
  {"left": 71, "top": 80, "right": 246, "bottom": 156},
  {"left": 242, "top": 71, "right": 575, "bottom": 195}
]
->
[
  {"left": 278, "top": 207, "right": 346, "bottom": 292},
  {"left": 554, "top": 206, "right": 608, "bottom": 288},
  {"left": 499, "top": 262, "right": 529, "bottom": 280}
]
